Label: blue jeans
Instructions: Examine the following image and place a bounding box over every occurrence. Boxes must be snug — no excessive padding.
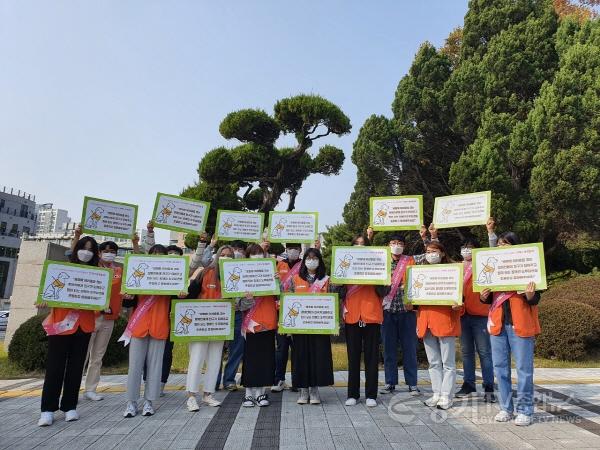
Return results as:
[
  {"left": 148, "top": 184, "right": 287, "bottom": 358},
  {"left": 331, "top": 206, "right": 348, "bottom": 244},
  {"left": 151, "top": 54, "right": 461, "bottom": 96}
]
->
[
  {"left": 381, "top": 311, "right": 418, "bottom": 386},
  {"left": 221, "top": 311, "right": 244, "bottom": 387},
  {"left": 490, "top": 325, "right": 535, "bottom": 416},
  {"left": 274, "top": 333, "right": 292, "bottom": 384},
  {"left": 460, "top": 314, "right": 494, "bottom": 389}
]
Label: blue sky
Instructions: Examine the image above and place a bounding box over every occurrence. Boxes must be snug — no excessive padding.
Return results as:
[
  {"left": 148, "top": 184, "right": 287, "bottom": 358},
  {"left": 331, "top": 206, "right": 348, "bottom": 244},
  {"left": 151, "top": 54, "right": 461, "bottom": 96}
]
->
[{"left": 1, "top": 1, "right": 469, "bottom": 241}]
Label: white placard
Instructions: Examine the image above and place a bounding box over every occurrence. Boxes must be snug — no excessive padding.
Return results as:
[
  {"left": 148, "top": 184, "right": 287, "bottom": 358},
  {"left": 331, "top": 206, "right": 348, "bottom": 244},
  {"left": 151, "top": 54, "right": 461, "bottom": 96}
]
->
[
  {"left": 433, "top": 191, "right": 491, "bottom": 228},
  {"left": 152, "top": 193, "right": 209, "bottom": 234},
  {"left": 81, "top": 196, "right": 138, "bottom": 239},
  {"left": 216, "top": 210, "right": 264, "bottom": 241},
  {"left": 219, "top": 258, "right": 280, "bottom": 298},
  {"left": 369, "top": 196, "right": 423, "bottom": 230},
  {"left": 171, "top": 300, "right": 234, "bottom": 341},
  {"left": 330, "top": 246, "right": 391, "bottom": 285},
  {"left": 404, "top": 264, "right": 463, "bottom": 305},
  {"left": 122, "top": 254, "right": 188, "bottom": 295},
  {"left": 268, "top": 211, "right": 318, "bottom": 243},
  {"left": 278, "top": 293, "right": 339, "bottom": 334}
]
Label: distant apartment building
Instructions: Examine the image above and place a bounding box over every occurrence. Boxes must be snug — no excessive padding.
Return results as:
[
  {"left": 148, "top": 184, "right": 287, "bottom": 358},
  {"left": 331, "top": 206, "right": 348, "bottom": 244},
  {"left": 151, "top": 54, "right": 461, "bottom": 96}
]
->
[{"left": 35, "top": 203, "right": 71, "bottom": 234}]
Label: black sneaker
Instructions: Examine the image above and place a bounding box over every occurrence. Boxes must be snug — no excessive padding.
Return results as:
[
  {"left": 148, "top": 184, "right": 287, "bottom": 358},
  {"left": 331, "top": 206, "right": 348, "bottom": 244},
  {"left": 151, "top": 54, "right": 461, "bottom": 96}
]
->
[
  {"left": 455, "top": 382, "right": 477, "bottom": 398},
  {"left": 379, "top": 384, "right": 395, "bottom": 394},
  {"left": 408, "top": 385, "right": 421, "bottom": 396},
  {"left": 484, "top": 385, "right": 496, "bottom": 403}
]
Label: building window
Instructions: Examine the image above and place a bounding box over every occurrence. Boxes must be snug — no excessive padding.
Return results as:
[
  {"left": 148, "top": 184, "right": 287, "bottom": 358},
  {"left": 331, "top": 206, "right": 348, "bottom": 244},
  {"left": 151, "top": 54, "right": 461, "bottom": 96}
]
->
[
  {"left": 9, "top": 224, "right": 17, "bottom": 236},
  {"left": 22, "top": 226, "right": 30, "bottom": 235},
  {"left": 0, "top": 222, "right": 5, "bottom": 235},
  {"left": 20, "top": 204, "right": 29, "bottom": 218}
]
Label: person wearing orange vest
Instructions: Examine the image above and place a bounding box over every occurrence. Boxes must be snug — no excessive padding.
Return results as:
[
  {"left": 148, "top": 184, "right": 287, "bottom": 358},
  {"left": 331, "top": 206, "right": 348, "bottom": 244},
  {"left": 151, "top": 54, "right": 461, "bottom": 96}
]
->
[
  {"left": 289, "top": 248, "right": 334, "bottom": 405},
  {"left": 241, "top": 244, "right": 278, "bottom": 407},
  {"left": 183, "top": 245, "right": 234, "bottom": 412},
  {"left": 82, "top": 240, "right": 126, "bottom": 402},
  {"left": 407, "top": 241, "right": 461, "bottom": 410},
  {"left": 271, "top": 242, "right": 302, "bottom": 393},
  {"left": 480, "top": 231, "right": 541, "bottom": 427},
  {"left": 338, "top": 233, "right": 385, "bottom": 408},
  {"left": 122, "top": 244, "right": 185, "bottom": 419},
  {"left": 38, "top": 236, "right": 99, "bottom": 427}
]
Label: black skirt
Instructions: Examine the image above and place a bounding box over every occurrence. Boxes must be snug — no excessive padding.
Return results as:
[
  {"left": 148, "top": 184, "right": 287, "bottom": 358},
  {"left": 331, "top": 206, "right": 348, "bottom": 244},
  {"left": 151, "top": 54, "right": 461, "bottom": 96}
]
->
[
  {"left": 291, "top": 334, "right": 334, "bottom": 388},
  {"left": 241, "top": 329, "right": 276, "bottom": 387}
]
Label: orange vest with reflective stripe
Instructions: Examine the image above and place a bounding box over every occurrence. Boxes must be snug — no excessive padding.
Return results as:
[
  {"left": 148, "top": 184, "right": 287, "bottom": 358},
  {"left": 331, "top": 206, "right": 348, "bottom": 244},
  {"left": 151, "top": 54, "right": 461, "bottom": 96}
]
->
[
  {"left": 250, "top": 296, "right": 278, "bottom": 332},
  {"left": 488, "top": 294, "right": 541, "bottom": 337},
  {"left": 292, "top": 274, "right": 329, "bottom": 293},
  {"left": 200, "top": 268, "right": 221, "bottom": 299},
  {"left": 344, "top": 285, "right": 383, "bottom": 325},
  {"left": 47, "top": 307, "right": 96, "bottom": 335},
  {"left": 462, "top": 276, "right": 489, "bottom": 317},
  {"left": 102, "top": 266, "right": 124, "bottom": 320},
  {"left": 130, "top": 295, "right": 171, "bottom": 339},
  {"left": 416, "top": 306, "right": 461, "bottom": 338}
]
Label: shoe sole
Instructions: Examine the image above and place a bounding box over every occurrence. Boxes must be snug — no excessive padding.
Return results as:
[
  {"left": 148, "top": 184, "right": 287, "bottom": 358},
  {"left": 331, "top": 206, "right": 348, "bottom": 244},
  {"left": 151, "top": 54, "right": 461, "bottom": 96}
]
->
[
  {"left": 309, "top": 401, "right": 321, "bottom": 405},
  {"left": 297, "top": 401, "right": 308, "bottom": 405}
]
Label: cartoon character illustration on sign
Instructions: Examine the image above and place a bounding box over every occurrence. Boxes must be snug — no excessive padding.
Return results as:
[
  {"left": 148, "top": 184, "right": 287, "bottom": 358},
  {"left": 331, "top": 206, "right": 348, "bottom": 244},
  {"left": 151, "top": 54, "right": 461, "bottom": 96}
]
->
[
  {"left": 335, "top": 254, "right": 353, "bottom": 278},
  {"left": 43, "top": 272, "right": 70, "bottom": 300},
  {"left": 283, "top": 302, "right": 301, "bottom": 327},
  {"left": 407, "top": 274, "right": 426, "bottom": 299},
  {"left": 126, "top": 263, "right": 149, "bottom": 288},
  {"left": 86, "top": 207, "right": 105, "bottom": 229},
  {"left": 440, "top": 202, "right": 455, "bottom": 223},
  {"left": 477, "top": 257, "right": 499, "bottom": 284},
  {"left": 272, "top": 218, "right": 287, "bottom": 238},
  {"left": 156, "top": 201, "right": 176, "bottom": 223},
  {"left": 225, "top": 267, "right": 242, "bottom": 292},
  {"left": 374, "top": 204, "right": 389, "bottom": 225},
  {"left": 175, "top": 308, "right": 196, "bottom": 334},
  {"left": 220, "top": 216, "right": 234, "bottom": 236}
]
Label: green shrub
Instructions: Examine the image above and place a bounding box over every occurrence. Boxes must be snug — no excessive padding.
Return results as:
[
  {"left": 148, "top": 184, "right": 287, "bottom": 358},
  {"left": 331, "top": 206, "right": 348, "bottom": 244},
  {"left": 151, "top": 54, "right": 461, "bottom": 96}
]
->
[
  {"left": 102, "top": 316, "right": 128, "bottom": 367},
  {"left": 8, "top": 314, "right": 48, "bottom": 371},
  {"left": 536, "top": 299, "right": 600, "bottom": 361}
]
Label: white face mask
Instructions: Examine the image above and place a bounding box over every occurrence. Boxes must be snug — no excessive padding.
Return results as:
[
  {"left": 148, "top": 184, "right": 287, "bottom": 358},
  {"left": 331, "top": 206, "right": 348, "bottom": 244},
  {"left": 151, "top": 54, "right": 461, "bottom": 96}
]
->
[
  {"left": 234, "top": 251, "right": 245, "bottom": 259},
  {"left": 77, "top": 249, "right": 94, "bottom": 263},
  {"left": 461, "top": 248, "right": 472, "bottom": 261},
  {"left": 250, "top": 254, "right": 263, "bottom": 259},
  {"left": 425, "top": 252, "right": 441, "bottom": 264},
  {"left": 305, "top": 259, "right": 319, "bottom": 271},
  {"left": 287, "top": 249, "right": 300, "bottom": 261},
  {"left": 390, "top": 245, "right": 404, "bottom": 255},
  {"left": 220, "top": 255, "right": 232, "bottom": 260},
  {"left": 101, "top": 253, "right": 116, "bottom": 263}
]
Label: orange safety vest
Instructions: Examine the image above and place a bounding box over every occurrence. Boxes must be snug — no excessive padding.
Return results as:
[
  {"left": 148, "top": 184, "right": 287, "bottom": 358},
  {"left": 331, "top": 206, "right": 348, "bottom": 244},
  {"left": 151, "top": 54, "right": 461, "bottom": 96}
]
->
[
  {"left": 488, "top": 294, "right": 541, "bottom": 337},
  {"left": 200, "top": 268, "right": 221, "bottom": 299},
  {"left": 292, "top": 274, "right": 329, "bottom": 293},
  {"left": 102, "top": 266, "right": 124, "bottom": 320},
  {"left": 129, "top": 295, "right": 171, "bottom": 339},
  {"left": 462, "top": 276, "right": 489, "bottom": 317},
  {"left": 249, "top": 296, "right": 278, "bottom": 332},
  {"left": 344, "top": 285, "right": 383, "bottom": 325},
  {"left": 46, "top": 307, "right": 96, "bottom": 335},
  {"left": 416, "top": 306, "right": 461, "bottom": 338}
]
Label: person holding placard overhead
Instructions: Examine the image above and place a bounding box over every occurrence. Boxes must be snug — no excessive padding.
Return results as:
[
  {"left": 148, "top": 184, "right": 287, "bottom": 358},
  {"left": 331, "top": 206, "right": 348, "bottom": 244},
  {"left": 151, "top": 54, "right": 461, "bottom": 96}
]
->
[
  {"left": 480, "top": 230, "right": 541, "bottom": 427},
  {"left": 38, "top": 236, "right": 99, "bottom": 427},
  {"left": 337, "top": 233, "right": 384, "bottom": 407},
  {"left": 241, "top": 244, "right": 278, "bottom": 407},
  {"left": 183, "top": 245, "right": 234, "bottom": 411},
  {"left": 406, "top": 241, "right": 461, "bottom": 410},
  {"left": 272, "top": 242, "right": 303, "bottom": 393},
  {"left": 289, "top": 248, "right": 334, "bottom": 405}
]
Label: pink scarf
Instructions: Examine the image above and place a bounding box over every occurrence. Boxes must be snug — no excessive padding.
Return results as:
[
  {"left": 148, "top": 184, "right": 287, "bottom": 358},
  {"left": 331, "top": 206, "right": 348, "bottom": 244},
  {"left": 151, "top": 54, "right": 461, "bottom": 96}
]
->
[
  {"left": 383, "top": 255, "right": 411, "bottom": 310},
  {"left": 487, "top": 291, "right": 515, "bottom": 333},
  {"left": 309, "top": 275, "right": 329, "bottom": 293},
  {"left": 463, "top": 260, "right": 473, "bottom": 285},
  {"left": 42, "top": 310, "right": 79, "bottom": 336},
  {"left": 280, "top": 260, "right": 301, "bottom": 291},
  {"left": 118, "top": 295, "right": 157, "bottom": 346},
  {"left": 241, "top": 297, "right": 265, "bottom": 338}
]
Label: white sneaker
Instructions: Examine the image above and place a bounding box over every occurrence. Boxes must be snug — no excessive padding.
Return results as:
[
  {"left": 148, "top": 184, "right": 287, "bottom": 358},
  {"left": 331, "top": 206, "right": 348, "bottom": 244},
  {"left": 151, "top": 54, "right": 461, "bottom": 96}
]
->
[
  {"left": 271, "top": 380, "right": 287, "bottom": 392},
  {"left": 64, "top": 409, "right": 79, "bottom": 422},
  {"left": 495, "top": 410, "right": 513, "bottom": 422},
  {"left": 186, "top": 396, "right": 200, "bottom": 412},
  {"left": 142, "top": 400, "right": 154, "bottom": 416},
  {"left": 297, "top": 388, "right": 309, "bottom": 405},
  {"left": 84, "top": 391, "right": 104, "bottom": 401},
  {"left": 123, "top": 401, "right": 137, "bottom": 418},
  {"left": 38, "top": 412, "right": 54, "bottom": 427},
  {"left": 203, "top": 393, "right": 221, "bottom": 407},
  {"left": 345, "top": 398, "right": 358, "bottom": 406},
  {"left": 424, "top": 394, "right": 441, "bottom": 407},
  {"left": 365, "top": 398, "right": 377, "bottom": 407},
  {"left": 515, "top": 413, "right": 532, "bottom": 426},
  {"left": 436, "top": 396, "right": 453, "bottom": 410},
  {"left": 309, "top": 387, "right": 321, "bottom": 405}
]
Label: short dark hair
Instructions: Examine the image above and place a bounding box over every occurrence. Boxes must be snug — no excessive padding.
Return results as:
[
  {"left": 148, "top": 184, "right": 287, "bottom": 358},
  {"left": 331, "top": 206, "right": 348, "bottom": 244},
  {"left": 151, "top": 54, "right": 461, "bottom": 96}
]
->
[
  {"left": 299, "top": 248, "right": 326, "bottom": 281},
  {"left": 351, "top": 234, "right": 371, "bottom": 246},
  {"left": 285, "top": 243, "right": 302, "bottom": 249},
  {"left": 71, "top": 236, "right": 100, "bottom": 266},
  {"left": 99, "top": 241, "right": 119, "bottom": 253},
  {"left": 498, "top": 232, "right": 520, "bottom": 246},
  {"left": 231, "top": 240, "right": 246, "bottom": 250},
  {"left": 245, "top": 243, "right": 265, "bottom": 257},
  {"left": 148, "top": 244, "right": 168, "bottom": 255},
  {"left": 388, "top": 234, "right": 406, "bottom": 244},
  {"left": 166, "top": 245, "right": 183, "bottom": 255},
  {"left": 461, "top": 236, "right": 480, "bottom": 248}
]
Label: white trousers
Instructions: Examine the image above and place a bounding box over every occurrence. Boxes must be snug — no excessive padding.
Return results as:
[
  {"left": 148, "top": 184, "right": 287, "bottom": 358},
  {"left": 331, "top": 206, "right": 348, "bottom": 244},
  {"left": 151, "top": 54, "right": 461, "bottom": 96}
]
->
[
  {"left": 423, "top": 331, "right": 456, "bottom": 397},
  {"left": 84, "top": 315, "right": 115, "bottom": 392},
  {"left": 186, "top": 341, "right": 224, "bottom": 394}
]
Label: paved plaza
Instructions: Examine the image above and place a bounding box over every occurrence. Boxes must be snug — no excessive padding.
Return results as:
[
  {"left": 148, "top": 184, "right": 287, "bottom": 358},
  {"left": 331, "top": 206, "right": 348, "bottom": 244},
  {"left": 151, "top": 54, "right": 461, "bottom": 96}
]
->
[{"left": 0, "top": 369, "right": 599, "bottom": 449}]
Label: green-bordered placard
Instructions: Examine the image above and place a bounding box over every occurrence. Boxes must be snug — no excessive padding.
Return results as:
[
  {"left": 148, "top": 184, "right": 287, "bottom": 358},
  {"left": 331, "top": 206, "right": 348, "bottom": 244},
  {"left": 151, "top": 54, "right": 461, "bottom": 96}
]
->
[
  {"left": 218, "top": 257, "right": 280, "bottom": 298},
  {"left": 472, "top": 242, "right": 547, "bottom": 293},
  {"left": 330, "top": 246, "right": 391, "bottom": 285},
  {"left": 403, "top": 263, "right": 464, "bottom": 306},
  {"left": 37, "top": 260, "right": 112, "bottom": 310},
  {"left": 170, "top": 299, "right": 235, "bottom": 342},
  {"left": 151, "top": 192, "right": 210, "bottom": 234},
  {"left": 278, "top": 293, "right": 339, "bottom": 335},
  {"left": 81, "top": 196, "right": 138, "bottom": 239},
  {"left": 267, "top": 211, "right": 319, "bottom": 244},
  {"left": 432, "top": 191, "right": 491, "bottom": 229},
  {"left": 215, "top": 210, "right": 264, "bottom": 242},
  {"left": 121, "top": 253, "right": 189, "bottom": 295},
  {"left": 369, "top": 195, "right": 423, "bottom": 231}
]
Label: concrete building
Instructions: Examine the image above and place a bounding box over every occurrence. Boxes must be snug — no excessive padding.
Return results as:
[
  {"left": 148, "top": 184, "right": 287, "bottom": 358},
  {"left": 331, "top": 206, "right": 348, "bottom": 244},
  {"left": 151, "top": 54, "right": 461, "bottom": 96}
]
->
[
  {"left": 0, "top": 187, "right": 37, "bottom": 304},
  {"left": 34, "top": 203, "right": 70, "bottom": 234}
]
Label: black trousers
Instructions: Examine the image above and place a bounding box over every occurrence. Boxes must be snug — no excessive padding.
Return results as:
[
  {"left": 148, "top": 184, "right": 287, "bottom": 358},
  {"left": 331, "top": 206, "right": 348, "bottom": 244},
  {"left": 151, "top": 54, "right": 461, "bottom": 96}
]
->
[
  {"left": 41, "top": 329, "right": 91, "bottom": 412},
  {"left": 345, "top": 323, "right": 380, "bottom": 400}
]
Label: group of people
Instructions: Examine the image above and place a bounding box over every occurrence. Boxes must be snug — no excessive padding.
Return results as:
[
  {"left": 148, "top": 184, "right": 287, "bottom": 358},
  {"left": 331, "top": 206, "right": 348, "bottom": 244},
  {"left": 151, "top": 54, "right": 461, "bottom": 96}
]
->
[{"left": 37, "top": 217, "right": 541, "bottom": 428}]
